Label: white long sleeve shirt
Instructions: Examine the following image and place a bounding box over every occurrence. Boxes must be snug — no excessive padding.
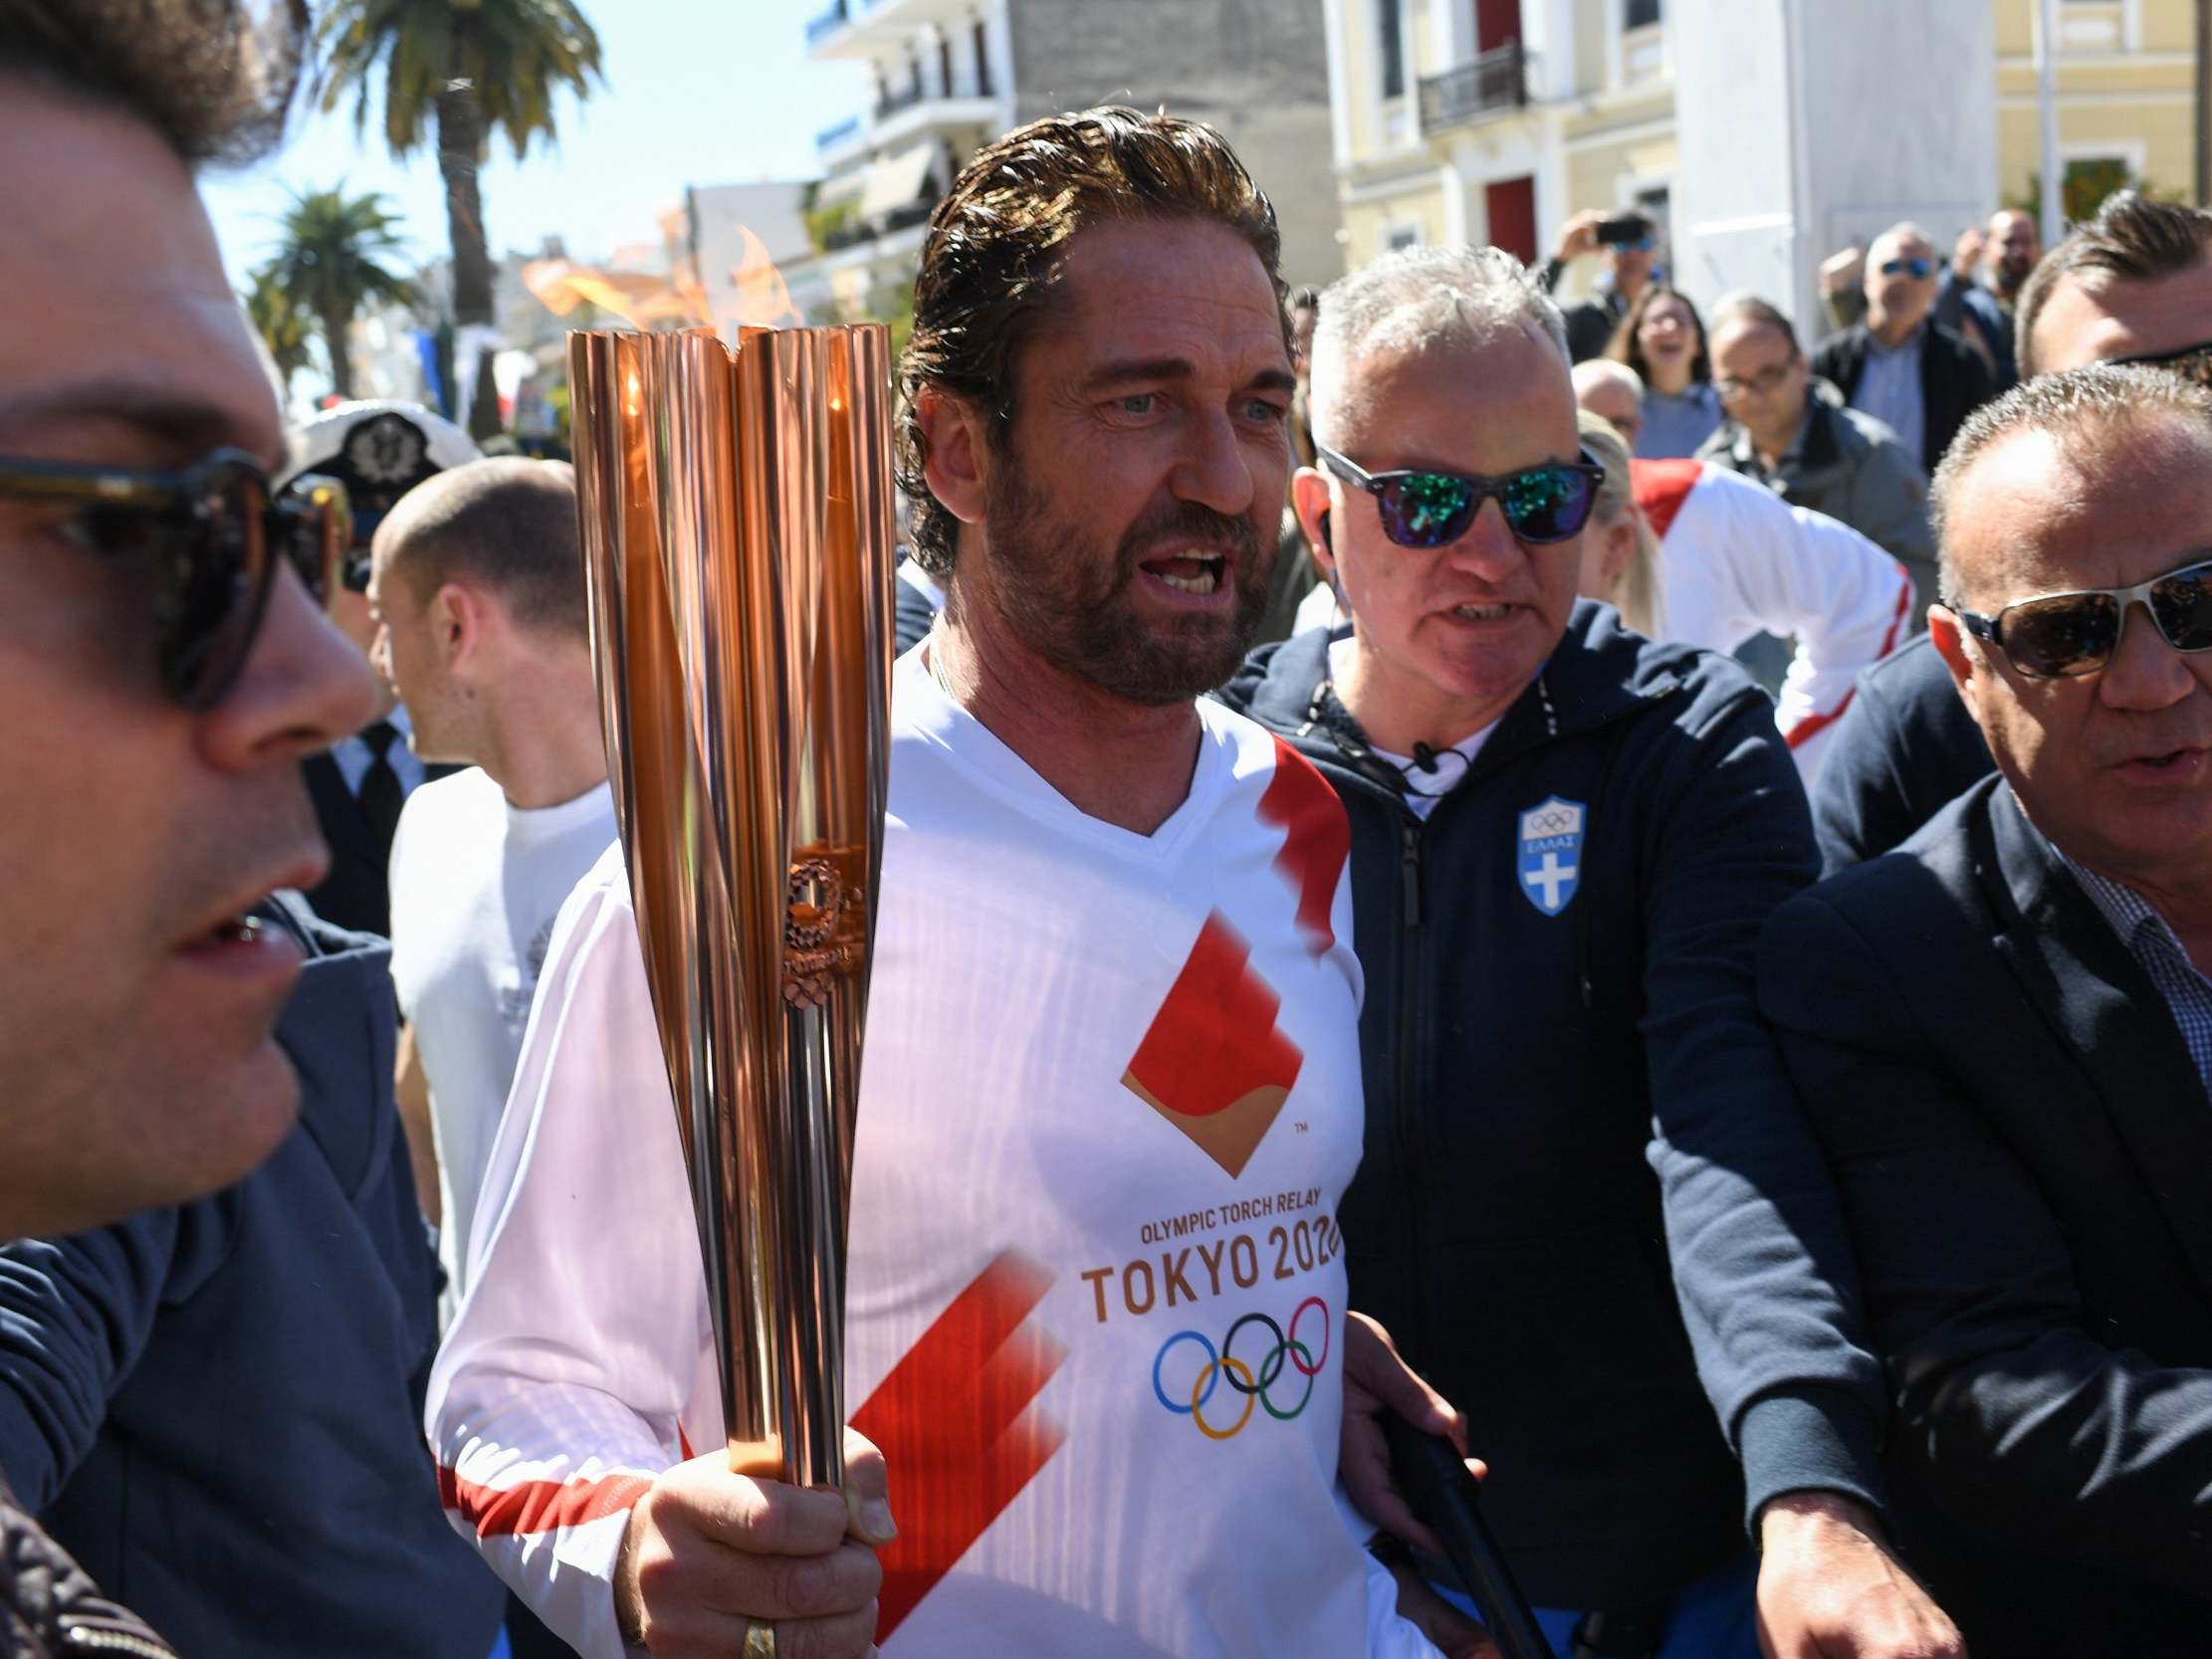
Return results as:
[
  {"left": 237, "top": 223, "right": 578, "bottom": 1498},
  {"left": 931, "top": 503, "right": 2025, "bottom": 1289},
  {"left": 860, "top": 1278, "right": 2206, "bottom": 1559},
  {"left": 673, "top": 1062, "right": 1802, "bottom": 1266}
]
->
[
  {"left": 1634, "top": 459, "right": 1914, "bottom": 784},
  {"left": 426, "top": 649, "right": 1440, "bottom": 1659}
]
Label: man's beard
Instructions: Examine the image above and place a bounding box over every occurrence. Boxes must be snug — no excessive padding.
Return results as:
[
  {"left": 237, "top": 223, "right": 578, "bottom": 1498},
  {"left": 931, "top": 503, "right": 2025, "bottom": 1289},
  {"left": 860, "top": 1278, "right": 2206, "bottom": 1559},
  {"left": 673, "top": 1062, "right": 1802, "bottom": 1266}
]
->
[{"left": 980, "top": 470, "right": 1274, "bottom": 707}]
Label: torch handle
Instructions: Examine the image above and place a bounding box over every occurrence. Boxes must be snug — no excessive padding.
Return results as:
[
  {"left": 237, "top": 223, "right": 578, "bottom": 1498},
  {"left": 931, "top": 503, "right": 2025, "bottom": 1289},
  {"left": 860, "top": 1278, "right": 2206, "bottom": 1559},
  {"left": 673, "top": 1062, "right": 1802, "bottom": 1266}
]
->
[{"left": 1380, "top": 1411, "right": 1552, "bottom": 1659}]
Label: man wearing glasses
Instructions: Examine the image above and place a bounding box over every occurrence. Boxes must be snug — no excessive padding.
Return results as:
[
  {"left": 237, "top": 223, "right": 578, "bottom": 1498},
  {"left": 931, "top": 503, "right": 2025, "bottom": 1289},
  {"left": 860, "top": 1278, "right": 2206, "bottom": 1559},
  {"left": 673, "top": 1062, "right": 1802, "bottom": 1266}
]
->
[
  {"left": 1812, "top": 224, "right": 1994, "bottom": 479},
  {"left": 1761, "top": 363, "right": 2212, "bottom": 1654},
  {"left": 1813, "top": 190, "right": 2212, "bottom": 873},
  {"left": 1698, "top": 294, "right": 1936, "bottom": 613},
  {"left": 1218, "top": 244, "right": 1961, "bottom": 1659},
  {"left": 0, "top": 0, "right": 380, "bottom": 1647}
]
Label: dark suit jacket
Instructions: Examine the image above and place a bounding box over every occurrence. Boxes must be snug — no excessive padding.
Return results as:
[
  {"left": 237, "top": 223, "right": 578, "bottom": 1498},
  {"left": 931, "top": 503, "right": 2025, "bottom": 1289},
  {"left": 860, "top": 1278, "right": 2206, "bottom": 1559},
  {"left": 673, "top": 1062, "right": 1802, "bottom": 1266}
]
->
[
  {"left": 1760, "top": 775, "right": 2212, "bottom": 1654},
  {"left": 1810, "top": 320, "right": 1995, "bottom": 475},
  {"left": 1810, "top": 633, "right": 1993, "bottom": 873},
  {"left": 302, "top": 750, "right": 458, "bottom": 939}
]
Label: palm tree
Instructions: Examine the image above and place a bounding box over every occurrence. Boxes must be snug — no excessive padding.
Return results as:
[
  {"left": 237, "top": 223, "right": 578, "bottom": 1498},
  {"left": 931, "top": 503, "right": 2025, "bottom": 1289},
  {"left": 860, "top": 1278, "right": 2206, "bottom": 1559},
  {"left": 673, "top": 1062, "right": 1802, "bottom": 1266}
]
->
[
  {"left": 316, "top": 0, "right": 604, "bottom": 438},
  {"left": 269, "top": 186, "right": 417, "bottom": 403},
  {"left": 244, "top": 262, "right": 316, "bottom": 404}
]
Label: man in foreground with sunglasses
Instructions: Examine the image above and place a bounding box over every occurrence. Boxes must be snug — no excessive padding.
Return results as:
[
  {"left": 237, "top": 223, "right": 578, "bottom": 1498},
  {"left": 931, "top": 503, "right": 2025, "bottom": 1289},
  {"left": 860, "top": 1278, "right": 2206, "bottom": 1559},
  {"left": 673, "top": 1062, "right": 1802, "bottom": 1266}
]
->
[
  {"left": 1813, "top": 189, "right": 2212, "bottom": 873},
  {"left": 0, "top": 0, "right": 390, "bottom": 1649},
  {"left": 1813, "top": 225, "right": 1993, "bottom": 481},
  {"left": 1760, "top": 363, "right": 2212, "bottom": 1654},
  {"left": 1218, "top": 243, "right": 1961, "bottom": 1659}
]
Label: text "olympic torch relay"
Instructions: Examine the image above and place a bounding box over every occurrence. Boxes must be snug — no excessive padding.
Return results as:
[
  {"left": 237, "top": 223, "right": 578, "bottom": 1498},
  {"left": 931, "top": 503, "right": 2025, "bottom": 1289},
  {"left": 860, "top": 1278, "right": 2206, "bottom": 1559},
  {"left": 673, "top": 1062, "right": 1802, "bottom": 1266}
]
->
[{"left": 567, "top": 319, "right": 897, "bottom": 1486}]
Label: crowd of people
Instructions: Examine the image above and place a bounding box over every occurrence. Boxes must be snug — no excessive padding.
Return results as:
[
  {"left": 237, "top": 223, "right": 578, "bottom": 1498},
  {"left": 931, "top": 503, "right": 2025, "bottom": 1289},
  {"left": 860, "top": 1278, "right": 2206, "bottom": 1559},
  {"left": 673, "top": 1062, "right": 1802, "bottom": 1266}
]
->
[{"left": 7, "top": 4, "right": 2212, "bottom": 1659}]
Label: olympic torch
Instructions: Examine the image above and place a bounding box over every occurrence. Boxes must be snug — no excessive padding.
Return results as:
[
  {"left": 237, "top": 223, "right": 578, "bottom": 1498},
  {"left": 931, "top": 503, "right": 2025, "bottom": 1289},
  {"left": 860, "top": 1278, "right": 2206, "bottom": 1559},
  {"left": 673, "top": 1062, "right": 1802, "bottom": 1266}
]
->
[{"left": 567, "top": 321, "right": 896, "bottom": 1486}]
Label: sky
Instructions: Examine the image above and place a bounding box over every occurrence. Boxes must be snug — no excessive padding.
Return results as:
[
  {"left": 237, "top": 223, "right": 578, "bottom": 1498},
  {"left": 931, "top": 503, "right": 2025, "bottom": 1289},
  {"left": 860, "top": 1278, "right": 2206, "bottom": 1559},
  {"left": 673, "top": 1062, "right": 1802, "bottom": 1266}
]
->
[{"left": 202, "top": 0, "right": 868, "bottom": 288}]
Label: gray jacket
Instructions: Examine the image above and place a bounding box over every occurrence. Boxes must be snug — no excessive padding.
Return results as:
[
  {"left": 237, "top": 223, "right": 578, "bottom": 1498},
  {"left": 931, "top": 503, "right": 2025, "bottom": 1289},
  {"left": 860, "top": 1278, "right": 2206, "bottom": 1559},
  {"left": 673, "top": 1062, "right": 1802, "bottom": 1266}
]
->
[{"left": 1699, "top": 378, "right": 1937, "bottom": 615}]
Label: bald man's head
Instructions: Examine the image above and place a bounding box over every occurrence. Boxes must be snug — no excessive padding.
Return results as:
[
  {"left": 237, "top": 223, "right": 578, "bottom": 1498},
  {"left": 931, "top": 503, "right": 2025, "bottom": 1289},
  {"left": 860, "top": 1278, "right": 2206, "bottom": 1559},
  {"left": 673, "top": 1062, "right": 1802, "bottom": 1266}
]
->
[
  {"left": 372, "top": 457, "right": 585, "bottom": 640},
  {"left": 1572, "top": 357, "right": 1644, "bottom": 449}
]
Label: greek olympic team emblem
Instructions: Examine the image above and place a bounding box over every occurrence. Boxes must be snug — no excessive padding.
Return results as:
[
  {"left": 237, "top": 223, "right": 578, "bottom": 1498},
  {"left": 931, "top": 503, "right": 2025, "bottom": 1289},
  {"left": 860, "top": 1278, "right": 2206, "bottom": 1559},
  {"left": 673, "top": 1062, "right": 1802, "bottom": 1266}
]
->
[
  {"left": 1516, "top": 794, "right": 1585, "bottom": 917},
  {"left": 1151, "top": 1297, "right": 1330, "bottom": 1439}
]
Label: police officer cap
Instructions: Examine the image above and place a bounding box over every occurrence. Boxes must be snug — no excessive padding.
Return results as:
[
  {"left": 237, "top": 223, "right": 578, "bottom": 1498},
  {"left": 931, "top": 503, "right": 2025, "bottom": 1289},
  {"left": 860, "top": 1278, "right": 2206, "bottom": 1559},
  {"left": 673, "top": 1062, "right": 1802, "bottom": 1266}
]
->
[{"left": 284, "top": 400, "right": 481, "bottom": 547}]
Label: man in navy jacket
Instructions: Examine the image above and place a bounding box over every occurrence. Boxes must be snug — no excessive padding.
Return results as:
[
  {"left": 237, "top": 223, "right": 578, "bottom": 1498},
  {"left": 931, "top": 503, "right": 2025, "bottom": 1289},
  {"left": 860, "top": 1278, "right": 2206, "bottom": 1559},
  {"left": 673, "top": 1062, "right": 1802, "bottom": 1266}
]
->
[
  {"left": 1815, "top": 190, "right": 2212, "bottom": 871},
  {"left": 1762, "top": 364, "right": 2212, "bottom": 1654},
  {"left": 0, "top": 897, "right": 508, "bottom": 1659},
  {"left": 0, "top": 6, "right": 384, "bottom": 1651},
  {"left": 1219, "top": 243, "right": 1958, "bottom": 1659}
]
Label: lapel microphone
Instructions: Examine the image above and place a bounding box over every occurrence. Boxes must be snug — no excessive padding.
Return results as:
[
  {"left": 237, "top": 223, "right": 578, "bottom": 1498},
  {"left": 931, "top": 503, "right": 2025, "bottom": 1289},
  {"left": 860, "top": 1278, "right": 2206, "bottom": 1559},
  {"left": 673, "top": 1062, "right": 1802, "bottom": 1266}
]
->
[{"left": 1412, "top": 741, "right": 1439, "bottom": 773}]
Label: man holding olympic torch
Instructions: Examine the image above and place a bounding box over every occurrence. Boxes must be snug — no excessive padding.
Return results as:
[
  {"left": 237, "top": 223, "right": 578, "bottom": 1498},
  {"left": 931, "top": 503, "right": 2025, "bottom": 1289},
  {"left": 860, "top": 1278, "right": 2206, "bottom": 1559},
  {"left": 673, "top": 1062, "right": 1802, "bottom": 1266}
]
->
[{"left": 428, "top": 108, "right": 1480, "bottom": 1659}]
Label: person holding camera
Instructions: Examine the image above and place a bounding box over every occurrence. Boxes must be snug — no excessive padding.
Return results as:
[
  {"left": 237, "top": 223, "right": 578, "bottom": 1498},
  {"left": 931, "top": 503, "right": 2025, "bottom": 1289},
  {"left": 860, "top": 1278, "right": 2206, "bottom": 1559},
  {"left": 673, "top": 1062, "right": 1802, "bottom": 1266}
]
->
[{"left": 1541, "top": 207, "right": 1660, "bottom": 363}]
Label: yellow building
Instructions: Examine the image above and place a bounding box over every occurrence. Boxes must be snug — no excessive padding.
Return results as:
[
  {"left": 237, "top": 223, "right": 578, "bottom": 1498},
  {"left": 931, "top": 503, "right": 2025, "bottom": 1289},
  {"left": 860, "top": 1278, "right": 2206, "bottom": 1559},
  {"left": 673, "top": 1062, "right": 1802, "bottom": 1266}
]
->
[{"left": 1329, "top": 0, "right": 2200, "bottom": 290}]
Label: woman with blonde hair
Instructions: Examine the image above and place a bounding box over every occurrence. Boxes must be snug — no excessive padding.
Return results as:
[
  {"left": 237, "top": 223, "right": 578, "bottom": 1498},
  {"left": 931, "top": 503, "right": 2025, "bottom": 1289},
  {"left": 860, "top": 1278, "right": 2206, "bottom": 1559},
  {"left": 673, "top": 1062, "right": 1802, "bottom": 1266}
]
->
[{"left": 1574, "top": 409, "right": 1663, "bottom": 637}]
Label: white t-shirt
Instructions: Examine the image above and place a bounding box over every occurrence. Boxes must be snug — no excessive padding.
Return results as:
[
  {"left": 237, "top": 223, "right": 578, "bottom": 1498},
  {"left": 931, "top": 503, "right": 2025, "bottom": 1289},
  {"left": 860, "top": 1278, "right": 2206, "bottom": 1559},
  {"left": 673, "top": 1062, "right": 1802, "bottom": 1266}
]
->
[
  {"left": 388, "top": 768, "right": 617, "bottom": 1303},
  {"left": 1325, "top": 637, "right": 1499, "bottom": 822},
  {"left": 1635, "top": 460, "right": 1913, "bottom": 783},
  {"left": 426, "top": 652, "right": 1439, "bottom": 1659}
]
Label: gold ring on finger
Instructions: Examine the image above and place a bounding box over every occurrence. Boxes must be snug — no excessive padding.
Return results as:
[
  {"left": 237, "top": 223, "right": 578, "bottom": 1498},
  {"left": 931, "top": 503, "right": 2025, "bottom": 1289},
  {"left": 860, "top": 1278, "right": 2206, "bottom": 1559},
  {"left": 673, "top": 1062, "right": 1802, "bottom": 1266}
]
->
[{"left": 741, "top": 1620, "right": 776, "bottom": 1659}]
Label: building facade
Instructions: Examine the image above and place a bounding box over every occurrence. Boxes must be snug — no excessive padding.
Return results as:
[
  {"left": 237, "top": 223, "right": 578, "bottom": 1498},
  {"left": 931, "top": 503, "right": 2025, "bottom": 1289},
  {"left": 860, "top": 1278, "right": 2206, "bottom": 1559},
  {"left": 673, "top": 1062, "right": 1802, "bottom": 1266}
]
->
[
  {"left": 1328, "top": 0, "right": 2200, "bottom": 309},
  {"left": 793, "top": 0, "right": 1342, "bottom": 324}
]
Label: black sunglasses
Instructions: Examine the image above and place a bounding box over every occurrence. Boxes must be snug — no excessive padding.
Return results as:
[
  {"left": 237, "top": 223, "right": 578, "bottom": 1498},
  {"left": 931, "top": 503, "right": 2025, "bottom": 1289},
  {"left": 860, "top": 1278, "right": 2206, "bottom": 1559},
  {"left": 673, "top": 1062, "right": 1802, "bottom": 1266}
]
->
[
  {"left": 0, "top": 448, "right": 350, "bottom": 710},
  {"left": 1880, "top": 256, "right": 1934, "bottom": 280},
  {"left": 1316, "top": 444, "right": 1607, "bottom": 548},
  {"left": 1946, "top": 553, "right": 2212, "bottom": 679},
  {"left": 2109, "top": 339, "right": 2212, "bottom": 390}
]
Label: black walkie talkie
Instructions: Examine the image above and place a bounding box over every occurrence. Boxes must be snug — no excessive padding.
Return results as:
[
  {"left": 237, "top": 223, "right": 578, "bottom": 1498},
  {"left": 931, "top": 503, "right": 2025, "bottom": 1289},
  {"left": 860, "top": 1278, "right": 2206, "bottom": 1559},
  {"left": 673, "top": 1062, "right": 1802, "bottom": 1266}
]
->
[{"left": 1379, "top": 1411, "right": 1551, "bottom": 1659}]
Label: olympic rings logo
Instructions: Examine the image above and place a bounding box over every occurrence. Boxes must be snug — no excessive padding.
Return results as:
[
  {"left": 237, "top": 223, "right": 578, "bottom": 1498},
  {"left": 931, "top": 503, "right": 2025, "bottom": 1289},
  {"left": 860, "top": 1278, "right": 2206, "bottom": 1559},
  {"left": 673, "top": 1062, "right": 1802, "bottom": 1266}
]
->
[
  {"left": 1151, "top": 1297, "right": 1331, "bottom": 1439},
  {"left": 1525, "top": 806, "right": 1577, "bottom": 836}
]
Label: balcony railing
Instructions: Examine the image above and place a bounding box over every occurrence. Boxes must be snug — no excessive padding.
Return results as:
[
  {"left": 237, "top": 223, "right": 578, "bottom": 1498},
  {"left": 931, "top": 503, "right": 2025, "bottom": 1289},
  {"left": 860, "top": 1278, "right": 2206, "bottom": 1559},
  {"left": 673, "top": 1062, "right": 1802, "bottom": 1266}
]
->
[
  {"left": 815, "top": 114, "right": 862, "bottom": 153},
  {"left": 819, "top": 198, "right": 935, "bottom": 253},
  {"left": 804, "top": 0, "right": 849, "bottom": 46},
  {"left": 875, "top": 80, "right": 930, "bottom": 120},
  {"left": 1419, "top": 41, "right": 1529, "bottom": 134},
  {"left": 880, "top": 200, "right": 933, "bottom": 235},
  {"left": 873, "top": 81, "right": 995, "bottom": 123}
]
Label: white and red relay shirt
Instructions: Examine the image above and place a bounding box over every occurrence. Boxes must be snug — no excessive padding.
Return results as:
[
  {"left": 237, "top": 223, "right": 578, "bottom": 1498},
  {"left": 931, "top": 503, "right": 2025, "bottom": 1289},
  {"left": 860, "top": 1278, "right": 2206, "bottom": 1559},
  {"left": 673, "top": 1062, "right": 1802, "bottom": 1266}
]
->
[
  {"left": 1633, "top": 459, "right": 1913, "bottom": 784},
  {"left": 426, "top": 648, "right": 1440, "bottom": 1659}
]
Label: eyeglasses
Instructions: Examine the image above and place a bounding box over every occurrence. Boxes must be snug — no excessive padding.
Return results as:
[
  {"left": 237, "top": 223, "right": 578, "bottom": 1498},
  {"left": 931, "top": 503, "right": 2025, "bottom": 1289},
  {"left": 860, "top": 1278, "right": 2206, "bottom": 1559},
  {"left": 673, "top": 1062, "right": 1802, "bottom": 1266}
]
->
[
  {"left": 0, "top": 448, "right": 349, "bottom": 710},
  {"left": 1614, "top": 237, "right": 1656, "bottom": 254},
  {"left": 1714, "top": 359, "right": 1800, "bottom": 399},
  {"left": 1316, "top": 445, "right": 1607, "bottom": 548},
  {"left": 1880, "top": 256, "right": 1935, "bottom": 280},
  {"left": 1945, "top": 553, "right": 2212, "bottom": 679},
  {"left": 2109, "top": 339, "right": 2212, "bottom": 390}
]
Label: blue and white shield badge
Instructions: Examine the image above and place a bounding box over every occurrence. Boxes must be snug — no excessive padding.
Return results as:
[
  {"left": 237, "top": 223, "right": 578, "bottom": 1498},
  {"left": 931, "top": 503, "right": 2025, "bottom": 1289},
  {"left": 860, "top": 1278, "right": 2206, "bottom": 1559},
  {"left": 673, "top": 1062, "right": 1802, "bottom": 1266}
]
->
[{"left": 1516, "top": 796, "right": 1585, "bottom": 917}]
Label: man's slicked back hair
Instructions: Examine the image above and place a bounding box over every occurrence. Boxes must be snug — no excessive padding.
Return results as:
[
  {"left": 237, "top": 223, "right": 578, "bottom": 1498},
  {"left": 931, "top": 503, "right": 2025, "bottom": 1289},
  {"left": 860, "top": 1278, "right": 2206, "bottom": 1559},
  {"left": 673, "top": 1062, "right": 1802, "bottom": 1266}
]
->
[
  {"left": 0, "top": 0, "right": 305, "bottom": 168},
  {"left": 1932, "top": 361, "right": 2212, "bottom": 604},
  {"left": 1308, "top": 244, "right": 1568, "bottom": 448},
  {"left": 895, "top": 105, "right": 1288, "bottom": 577},
  {"left": 2016, "top": 190, "right": 2212, "bottom": 377},
  {"left": 378, "top": 459, "right": 589, "bottom": 642}
]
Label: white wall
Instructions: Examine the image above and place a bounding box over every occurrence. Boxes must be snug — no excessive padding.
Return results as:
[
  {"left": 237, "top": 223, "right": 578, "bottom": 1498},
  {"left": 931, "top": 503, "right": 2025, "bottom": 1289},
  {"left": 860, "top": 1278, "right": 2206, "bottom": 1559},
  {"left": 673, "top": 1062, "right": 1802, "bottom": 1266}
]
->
[{"left": 1669, "top": 0, "right": 1996, "bottom": 332}]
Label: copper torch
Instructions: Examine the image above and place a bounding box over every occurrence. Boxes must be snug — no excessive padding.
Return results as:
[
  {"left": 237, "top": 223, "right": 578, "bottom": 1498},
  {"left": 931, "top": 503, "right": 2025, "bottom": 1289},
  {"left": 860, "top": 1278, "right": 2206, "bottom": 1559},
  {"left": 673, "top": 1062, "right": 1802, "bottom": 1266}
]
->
[{"left": 568, "top": 321, "right": 896, "bottom": 1486}]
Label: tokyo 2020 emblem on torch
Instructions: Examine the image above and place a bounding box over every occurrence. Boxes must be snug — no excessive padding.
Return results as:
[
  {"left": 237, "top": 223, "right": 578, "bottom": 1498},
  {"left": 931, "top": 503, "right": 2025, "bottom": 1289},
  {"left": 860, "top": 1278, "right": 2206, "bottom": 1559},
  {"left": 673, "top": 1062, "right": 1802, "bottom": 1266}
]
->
[{"left": 567, "top": 318, "right": 896, "bottom": 1486}]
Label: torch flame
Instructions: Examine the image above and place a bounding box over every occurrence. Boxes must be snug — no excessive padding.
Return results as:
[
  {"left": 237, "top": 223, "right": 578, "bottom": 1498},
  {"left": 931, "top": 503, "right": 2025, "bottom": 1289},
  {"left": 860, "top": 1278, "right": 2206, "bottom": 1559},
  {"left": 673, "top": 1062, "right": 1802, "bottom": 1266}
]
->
[
  {"left": 524, "top": 258, "right": 711, "bottom": 330},
  {"left": 730, "top": 226, "right": 805, "bottom": 331}
]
